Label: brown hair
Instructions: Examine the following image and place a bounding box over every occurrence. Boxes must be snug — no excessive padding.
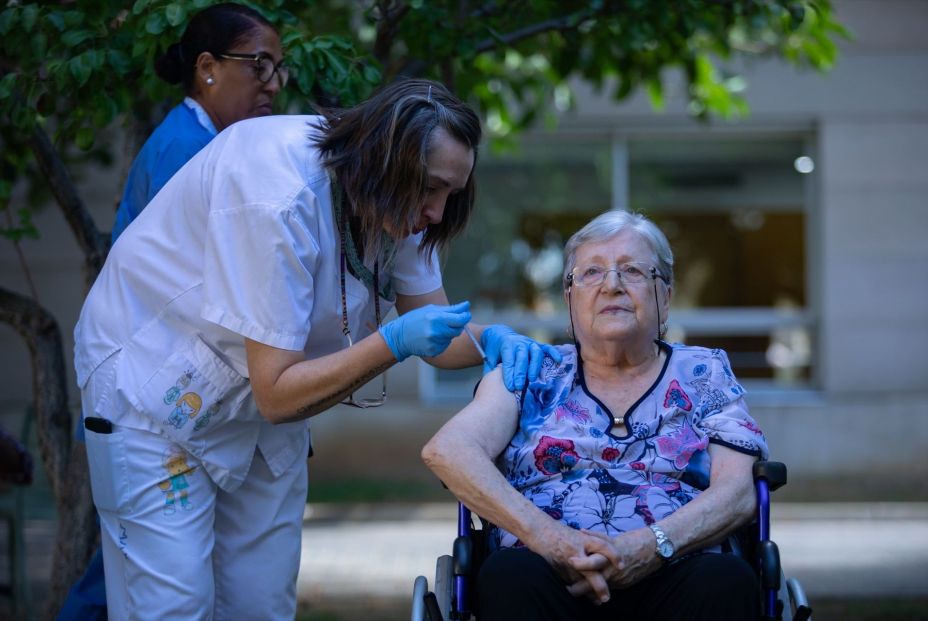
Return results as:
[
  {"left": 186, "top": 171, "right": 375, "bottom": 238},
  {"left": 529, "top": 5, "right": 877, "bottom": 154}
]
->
[{"left": 313, "top": 79, "right": 482, "bottom": 260}]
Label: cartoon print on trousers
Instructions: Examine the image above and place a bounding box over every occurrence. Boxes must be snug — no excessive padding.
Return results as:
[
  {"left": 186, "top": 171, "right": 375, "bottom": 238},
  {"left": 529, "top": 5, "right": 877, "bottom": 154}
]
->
[
  {"left": 165, "top": 392, "right": 202, "bottom": 430},
  {"left": 158, "top": 446, "right": 196, "bottom": 515}
]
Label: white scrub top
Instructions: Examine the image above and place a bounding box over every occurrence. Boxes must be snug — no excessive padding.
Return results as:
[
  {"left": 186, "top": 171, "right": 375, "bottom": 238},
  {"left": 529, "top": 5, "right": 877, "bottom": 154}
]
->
[{"left": 74, "top": 115, "right": 442, "bottom": 491}]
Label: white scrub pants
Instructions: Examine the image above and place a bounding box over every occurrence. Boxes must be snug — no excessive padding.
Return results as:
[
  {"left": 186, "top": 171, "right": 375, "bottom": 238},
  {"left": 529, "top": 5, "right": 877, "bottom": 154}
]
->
[{"left": 82, "top": 362, "right": 307, "bottom": 620}]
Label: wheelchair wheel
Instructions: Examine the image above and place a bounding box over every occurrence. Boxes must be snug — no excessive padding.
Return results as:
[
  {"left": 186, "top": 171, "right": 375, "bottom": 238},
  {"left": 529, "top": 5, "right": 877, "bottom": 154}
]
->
[
  {"left": 786, "top": 576, "right": 813, "bottom": 621},
  {"left": 434, "top": 554, "right": 454, "bottom": 621},
  {"left": 411, "top": 575, "right": 429, "bottom": 621}
]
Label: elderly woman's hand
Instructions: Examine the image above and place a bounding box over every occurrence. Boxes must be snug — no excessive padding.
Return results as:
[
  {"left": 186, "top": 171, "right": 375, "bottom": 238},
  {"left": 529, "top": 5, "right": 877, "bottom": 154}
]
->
[
  {"left": 480, "top": 324, "right": 562, "bottom": 390},
  {"left": 566, "top": 528, "right": 662, "bottom": 595},
  {"left": 527, "top": 522, "right": 614, "bottom": 605}
]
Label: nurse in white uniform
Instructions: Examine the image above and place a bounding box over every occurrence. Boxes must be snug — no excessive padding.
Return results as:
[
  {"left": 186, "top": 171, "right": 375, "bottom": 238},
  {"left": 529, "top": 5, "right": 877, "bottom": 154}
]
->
[{"left": 74, "top": 78, "right": 559, "bottom": 620}]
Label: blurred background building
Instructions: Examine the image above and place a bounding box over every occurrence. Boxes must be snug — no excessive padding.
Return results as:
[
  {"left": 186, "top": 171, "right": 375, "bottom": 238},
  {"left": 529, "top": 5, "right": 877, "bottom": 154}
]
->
[{"left": 0, "top": 0, "right": 925, "bottom": 509}]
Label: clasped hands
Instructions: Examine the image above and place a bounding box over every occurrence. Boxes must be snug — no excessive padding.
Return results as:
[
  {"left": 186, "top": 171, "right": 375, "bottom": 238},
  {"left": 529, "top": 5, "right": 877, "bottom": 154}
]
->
[{"left": 537, "top": 524, "right": 660, "bottom": 605}]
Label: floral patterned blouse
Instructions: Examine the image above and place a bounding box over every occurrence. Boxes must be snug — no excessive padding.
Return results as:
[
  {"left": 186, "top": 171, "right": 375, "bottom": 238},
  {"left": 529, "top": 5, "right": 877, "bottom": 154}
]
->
[{"left": 494, "top": 341, "right": 769, "bottom": 550}]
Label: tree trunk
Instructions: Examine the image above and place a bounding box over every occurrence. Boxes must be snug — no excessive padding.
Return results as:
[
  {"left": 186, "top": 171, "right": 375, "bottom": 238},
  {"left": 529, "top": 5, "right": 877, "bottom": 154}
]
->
[
  {"left": 0, "top": 288, "right": 97, "bottom": 619},
  {"left": 22, "top": 123, "right": 109, "bottom": 618}
]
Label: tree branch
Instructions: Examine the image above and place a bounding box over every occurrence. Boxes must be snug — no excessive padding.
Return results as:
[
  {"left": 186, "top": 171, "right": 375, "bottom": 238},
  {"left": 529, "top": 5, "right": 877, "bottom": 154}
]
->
[
  {"left": 28, "top": 124, "right": 109, "bottom": 289},
  {"left": 0, "top": 286, "right": 97, "bottom": 618},
  {"left": 393, "top": 7, "right": 600, "bottom": 77},
  {"left": 473, "top": 8, "right": 597, "bottom": 55},
  {"left": 0, "top": 287, "right": 71, "bottom": 496},
  {"left": 373, "top": 0, "right": 412, "bottom": 68}
]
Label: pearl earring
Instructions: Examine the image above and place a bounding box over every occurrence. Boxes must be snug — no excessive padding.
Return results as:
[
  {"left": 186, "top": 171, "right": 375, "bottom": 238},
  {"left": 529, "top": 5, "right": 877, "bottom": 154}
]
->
[{"left": 206, "top": 76, "right": 214, "bottom": 85}]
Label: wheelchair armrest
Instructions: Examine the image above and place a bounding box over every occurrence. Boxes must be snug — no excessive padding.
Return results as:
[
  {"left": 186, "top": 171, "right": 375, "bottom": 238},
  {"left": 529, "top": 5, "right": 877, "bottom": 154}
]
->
[
  {"left": 753, "top": 460, "right": 787, "bottom": 492},
  {"left": 453, "top": 536, "right": 472, "bottom": 576},
  {"left": 757, "top": 540, "right": 782, "bottom": 591}
]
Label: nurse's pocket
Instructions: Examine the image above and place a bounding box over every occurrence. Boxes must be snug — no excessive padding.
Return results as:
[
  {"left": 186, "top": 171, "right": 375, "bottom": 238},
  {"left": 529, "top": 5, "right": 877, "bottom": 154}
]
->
[
  {"left": 127, "top": 335, "right": 251, "bottom": 446},
  {"left": 84, "top": 418, "right": 131, "bottom": 512}
]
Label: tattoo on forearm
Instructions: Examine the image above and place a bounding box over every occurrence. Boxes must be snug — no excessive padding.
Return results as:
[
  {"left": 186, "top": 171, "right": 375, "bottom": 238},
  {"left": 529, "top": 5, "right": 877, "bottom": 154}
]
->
[{"left": 292, "top": 361, "right": 393, "bottom": 419}]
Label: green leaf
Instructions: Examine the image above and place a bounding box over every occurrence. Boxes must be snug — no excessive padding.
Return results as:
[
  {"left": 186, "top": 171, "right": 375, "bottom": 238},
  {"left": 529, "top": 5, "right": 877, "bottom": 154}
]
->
[
  {"left": 132, "top": 0, "right": 152, "bottom": 16},
  {"left": 60, "top": 10, "right": 84, "bottom": 29},
  {"left": 46, "top": 11, "right": 65, "bottom": 32},
  {"left": 75, "top": 127, "right": 95, "bottom": 150},
  {"left": 107, "top": 49, "right": 132, "bottom": 75},
  {"left": 61, "top": 29, "right": 94, "bottom": 48},
  {"left": 21, "top": 4, "right": 39, "bottom": 32},
  {"left": 281, "top": 30, "right": 303, "bottom": 46},
  {"left": 69, "top": 54, "right": 93, "bottom": 86},
  {"left": 0, "top": 73, "right": 15, "bottom": 99},
  {"left": 30, "top": 31, "right": 47, "bottom": 58},
  {"left": 646, "top": 78, "right": 665, "bottom": 111},
  {"left": 0, "top": 8, "right": 18, "bottom": 36},
  {"left": 319, "top": 48, "right": 348, "bottom": 78},
  {"left": 145, "top": 12, "right": 166, "bottom": 35},
  {"left": 362, "top": 64, "right": 381, "bottom": 84},
  {"left": 131, "top": 36, "right": 149, "bottom": 59},
  {"left": 92, "top": 94, "right": 119, "bottom": 127},
  {"left": 296, "top": 67, "right": 314, "bottom": 94},
  {"left": 165, "top": 4, "right": 187, "bottom": 27}
]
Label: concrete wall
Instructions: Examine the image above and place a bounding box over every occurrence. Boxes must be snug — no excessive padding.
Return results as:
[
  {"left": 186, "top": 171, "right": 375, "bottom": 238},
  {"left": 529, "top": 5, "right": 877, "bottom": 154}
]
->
[{"left": 0, "top": 132, "right": 123, "bottom": 416}]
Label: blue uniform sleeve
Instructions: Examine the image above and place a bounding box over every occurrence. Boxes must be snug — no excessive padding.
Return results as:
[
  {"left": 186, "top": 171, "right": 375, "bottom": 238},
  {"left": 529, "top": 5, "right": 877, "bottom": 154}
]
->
[{"left": 111, "top": 104, "right": 213, "bottom": 243}]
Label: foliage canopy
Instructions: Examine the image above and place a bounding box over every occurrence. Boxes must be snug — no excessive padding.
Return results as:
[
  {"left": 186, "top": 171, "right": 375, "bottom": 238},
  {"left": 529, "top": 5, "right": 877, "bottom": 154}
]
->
[{"left": 1, "top": 0, "right": 846, "bottom": 238}]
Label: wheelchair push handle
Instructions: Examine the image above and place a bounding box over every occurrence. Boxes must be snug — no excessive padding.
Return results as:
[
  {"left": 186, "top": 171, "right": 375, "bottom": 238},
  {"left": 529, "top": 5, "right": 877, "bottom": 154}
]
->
[{"left": 753, "top": 460, "right": 787, "bottom": 491}]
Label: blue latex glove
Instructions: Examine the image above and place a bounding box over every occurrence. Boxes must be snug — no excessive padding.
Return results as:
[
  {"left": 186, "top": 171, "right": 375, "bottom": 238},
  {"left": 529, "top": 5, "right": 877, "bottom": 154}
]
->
[
  {"left": 379, "top": 301, "right": 472, "bottom": 362},
  {"left": 481, "top": 324, "right": 563, "bottom": 391}
]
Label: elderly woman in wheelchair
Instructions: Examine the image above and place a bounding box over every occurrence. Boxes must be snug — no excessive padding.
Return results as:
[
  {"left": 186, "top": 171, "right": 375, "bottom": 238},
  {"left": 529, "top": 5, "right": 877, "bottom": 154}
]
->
[{"left": 422, "top": 210, "right": 770, "bottom": 621}]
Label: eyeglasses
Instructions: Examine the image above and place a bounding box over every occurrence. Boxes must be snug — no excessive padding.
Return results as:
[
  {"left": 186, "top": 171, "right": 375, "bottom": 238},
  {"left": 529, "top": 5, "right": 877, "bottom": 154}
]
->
[
  {"left": 340, "top": 326, "right": 388, "bottom": 408},
  {"left": 337, "top": 205, "right": 387, "bottom": 409},
  {"left": 217, "top": 52, "right": 289, "bottom": 87},
  {"left": 568, "top": 262, "right": 665, "bottom": 288}
]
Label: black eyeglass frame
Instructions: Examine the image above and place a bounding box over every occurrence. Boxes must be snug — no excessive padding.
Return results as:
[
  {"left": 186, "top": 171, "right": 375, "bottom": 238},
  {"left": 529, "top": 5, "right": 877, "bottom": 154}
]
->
[{"left": 217, "top": 52, "right": 289, "bottom": 86}]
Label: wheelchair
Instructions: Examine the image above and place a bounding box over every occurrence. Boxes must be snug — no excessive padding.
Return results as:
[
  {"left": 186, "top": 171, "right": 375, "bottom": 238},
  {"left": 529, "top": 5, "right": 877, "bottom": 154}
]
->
[{"left": 412, "top": 461, "right": 812, "bottom": 621}]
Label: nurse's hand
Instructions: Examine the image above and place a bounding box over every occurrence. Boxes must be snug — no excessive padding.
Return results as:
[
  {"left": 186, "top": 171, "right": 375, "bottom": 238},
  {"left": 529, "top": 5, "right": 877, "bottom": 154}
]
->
[
  {"left": 379, "top": 301, "right": 472, "bottom": 362},
  {"left": 481, "top": 324, "right": 563, "bottom": 391}
]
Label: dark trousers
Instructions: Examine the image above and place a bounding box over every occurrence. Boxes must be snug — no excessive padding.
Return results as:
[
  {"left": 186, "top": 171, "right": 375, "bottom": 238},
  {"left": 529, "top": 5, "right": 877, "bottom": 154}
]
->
[{"left": 477, "top": 548, "right": 759, "bottom": 621}]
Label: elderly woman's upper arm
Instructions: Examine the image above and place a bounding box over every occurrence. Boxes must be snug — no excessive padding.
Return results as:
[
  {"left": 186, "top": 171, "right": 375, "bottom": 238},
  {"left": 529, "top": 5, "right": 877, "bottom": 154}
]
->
[
  {"left": 707, "top": 443, "right": 758, "bottom": 517},
  {"left": 423, "top": 367, "right": 519, "bottom": 465}
]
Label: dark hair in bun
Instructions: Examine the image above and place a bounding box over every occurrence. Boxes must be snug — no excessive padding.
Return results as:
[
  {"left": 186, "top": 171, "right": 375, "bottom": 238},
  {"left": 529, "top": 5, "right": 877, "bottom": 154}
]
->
[{"left": 153, "top": 3, "right": 275, "bottom": 92}]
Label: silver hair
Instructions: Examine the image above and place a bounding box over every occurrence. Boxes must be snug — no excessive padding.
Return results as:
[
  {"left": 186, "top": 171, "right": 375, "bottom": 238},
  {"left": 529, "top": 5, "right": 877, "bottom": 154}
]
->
[{"left": 562, "top": 210, "right": 674, "bottom": 289}]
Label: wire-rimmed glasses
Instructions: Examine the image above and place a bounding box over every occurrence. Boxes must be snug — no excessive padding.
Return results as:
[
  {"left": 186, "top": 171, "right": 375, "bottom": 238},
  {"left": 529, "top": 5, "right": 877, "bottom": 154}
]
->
[
  {"left": 340, "top": 329, "right": 388, "bottom": 408},
  {"left": 568, "top": 262, "right": 665, "bottom": 288},
  {"left": 217, "top": 52, "right": 289, "bottom": 87}
]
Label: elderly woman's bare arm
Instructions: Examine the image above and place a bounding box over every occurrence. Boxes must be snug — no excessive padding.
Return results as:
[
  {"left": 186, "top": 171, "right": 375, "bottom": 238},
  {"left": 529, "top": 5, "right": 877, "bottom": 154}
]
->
[
  {"left": 422, "top": 367, "right": 560, "bottom": 547},
  {"left": 422, "top": 368, "right": 613, "bottom": 602},
  {"left": 569, "top": 443, "right": 757, "bottom": 590},
  {"left": 657, "top": 443, "right": 757, "bottom": 555}
]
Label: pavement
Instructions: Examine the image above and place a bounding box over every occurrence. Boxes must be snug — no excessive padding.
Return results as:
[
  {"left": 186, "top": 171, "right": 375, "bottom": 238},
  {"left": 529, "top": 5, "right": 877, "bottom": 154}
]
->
[
  {"left": 297, "top": 502, "right": 928, "bottom": 612},
  {"left": 4, "top": 502, "right": 927, "bottom": 619}
]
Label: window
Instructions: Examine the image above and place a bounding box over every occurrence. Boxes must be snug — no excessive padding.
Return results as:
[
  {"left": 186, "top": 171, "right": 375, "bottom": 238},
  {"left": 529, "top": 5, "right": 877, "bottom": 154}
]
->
[
  {"left": 426, "top": 132, "right": 816, "bottom": 402},
  {"left": 627, "top": 135, "right": 814, "bottom": 386}
]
